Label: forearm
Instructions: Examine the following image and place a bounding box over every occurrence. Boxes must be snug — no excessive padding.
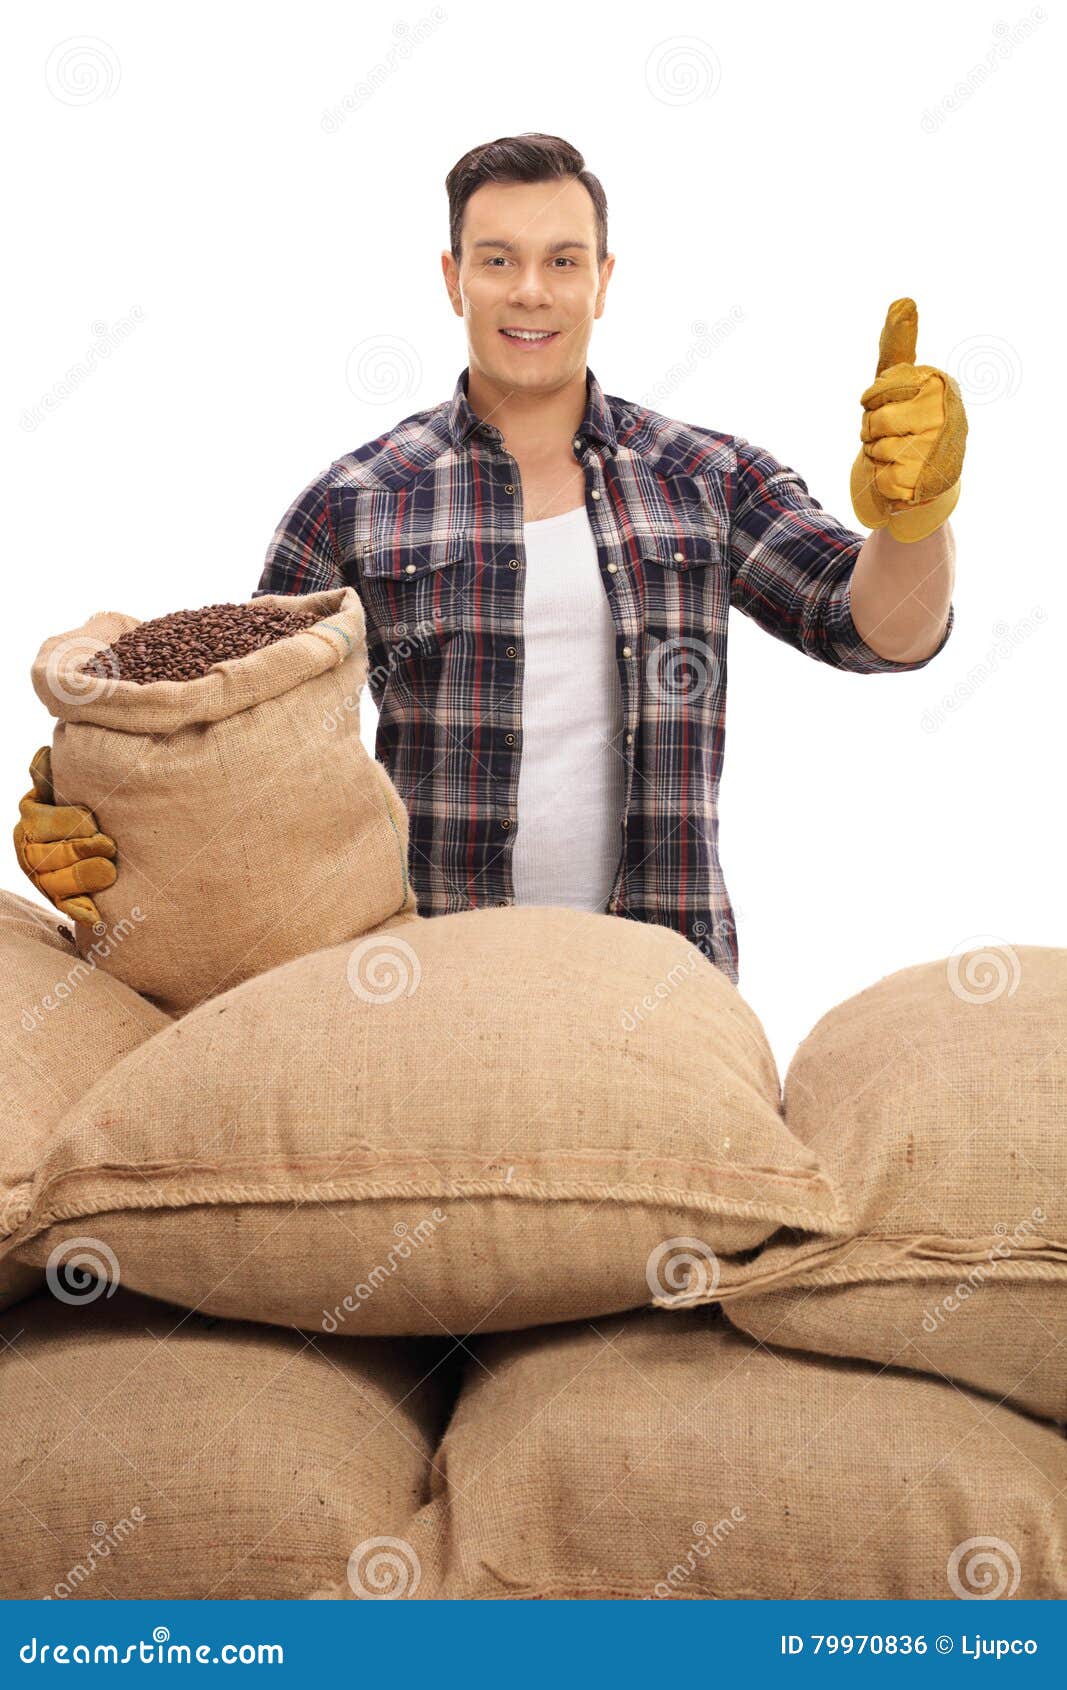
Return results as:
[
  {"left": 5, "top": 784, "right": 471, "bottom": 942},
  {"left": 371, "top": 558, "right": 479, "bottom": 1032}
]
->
[{"left": 850, "top": 520, "right": 956, "bottom": 663}]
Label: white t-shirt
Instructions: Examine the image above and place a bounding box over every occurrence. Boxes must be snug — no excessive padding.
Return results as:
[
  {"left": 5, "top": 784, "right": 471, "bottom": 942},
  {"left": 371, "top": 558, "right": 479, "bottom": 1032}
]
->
[{"left": 511, "top": 503, "right": 626, "bottom": 910}]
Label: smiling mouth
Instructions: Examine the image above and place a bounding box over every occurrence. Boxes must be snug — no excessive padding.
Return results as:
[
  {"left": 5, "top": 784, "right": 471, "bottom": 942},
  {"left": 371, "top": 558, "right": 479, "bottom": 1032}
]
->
[{"left": 499, "top": 327, "right": 560, "bottom": 344}]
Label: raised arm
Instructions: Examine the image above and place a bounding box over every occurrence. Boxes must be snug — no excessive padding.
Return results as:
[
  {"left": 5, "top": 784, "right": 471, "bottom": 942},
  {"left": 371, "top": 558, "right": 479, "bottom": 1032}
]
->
[{"left": 727, "top": 438, "right": 954, "bottom": 674}]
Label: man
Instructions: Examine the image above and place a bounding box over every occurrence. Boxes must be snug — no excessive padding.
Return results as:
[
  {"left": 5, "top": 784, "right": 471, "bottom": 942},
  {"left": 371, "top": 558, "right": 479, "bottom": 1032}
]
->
[{"left": 15, "top": 132, "right": 965, "bottom": 987}]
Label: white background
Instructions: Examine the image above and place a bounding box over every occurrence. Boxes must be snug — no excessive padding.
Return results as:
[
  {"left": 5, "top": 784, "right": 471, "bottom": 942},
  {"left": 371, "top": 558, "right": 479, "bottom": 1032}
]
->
[{"left": 4, "top": 0, "right": 1061, "bottom": 1074}]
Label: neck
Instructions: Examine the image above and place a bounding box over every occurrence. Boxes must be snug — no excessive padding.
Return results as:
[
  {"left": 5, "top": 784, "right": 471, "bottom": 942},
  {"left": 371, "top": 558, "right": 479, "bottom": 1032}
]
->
[{"left": 464, "top": 363, "right": 588, "bottom": 463}]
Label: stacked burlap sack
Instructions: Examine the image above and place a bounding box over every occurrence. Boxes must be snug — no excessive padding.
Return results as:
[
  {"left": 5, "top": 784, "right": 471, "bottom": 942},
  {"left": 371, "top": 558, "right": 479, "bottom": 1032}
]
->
[{"left": 0, "top": 591, "right": 1063, "bottom": 1600}]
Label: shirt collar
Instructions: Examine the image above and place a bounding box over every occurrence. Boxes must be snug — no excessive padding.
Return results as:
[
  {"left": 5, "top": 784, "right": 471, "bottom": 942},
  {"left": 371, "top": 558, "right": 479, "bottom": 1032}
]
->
[{"left": 446, "top": 364, "right": 618, "bottom": 456}]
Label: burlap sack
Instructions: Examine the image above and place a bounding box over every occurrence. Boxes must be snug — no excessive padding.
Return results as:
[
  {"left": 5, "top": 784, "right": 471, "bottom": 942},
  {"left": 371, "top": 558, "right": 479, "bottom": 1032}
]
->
[
  {"left": 2, "top": 906, "right": 850, "bottom": 1335},
  {"left": 0, "top": 1285, "right": 455, "bottom": 1599},
  {"left": 716, "top": 946, "right": 1067, "bottom": 1423},
  {"left": 31, "top": 588, "right": 415, "bottom": 1015},
  {"left": 407, "top": 1307, "right": 1067, "bottom": 1600},
  {"left": 0, "top": 887, "right": 169, "bottom": 1311}
]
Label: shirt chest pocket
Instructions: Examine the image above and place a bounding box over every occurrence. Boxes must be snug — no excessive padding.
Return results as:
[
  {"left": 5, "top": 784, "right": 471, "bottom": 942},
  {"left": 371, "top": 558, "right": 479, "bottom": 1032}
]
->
[
  {"left": 357, "top": 537, "right": 473, "bottom": 649},
  {"left": 631, "top": 522, "right": 731, "bottom": 647}
]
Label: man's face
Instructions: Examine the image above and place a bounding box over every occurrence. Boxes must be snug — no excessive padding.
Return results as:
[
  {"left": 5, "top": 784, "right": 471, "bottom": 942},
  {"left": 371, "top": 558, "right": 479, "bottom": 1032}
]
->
[{"left": 442, "top": 176, "right": 614, "bottom": 395}]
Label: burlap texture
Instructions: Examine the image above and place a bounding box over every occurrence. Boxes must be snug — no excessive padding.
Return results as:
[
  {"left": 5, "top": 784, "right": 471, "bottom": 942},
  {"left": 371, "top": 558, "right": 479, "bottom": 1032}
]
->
[
  {"left": 30, "top": 588, "right": 415, "bottom": 1015},
  {"left": 4, "top": 906, "right": 849, "bottom": 1335},
  {"left": 716, "top": 946, "right": 1067, "bottom": 1422},
  {"left": 408, "top": 1307, "right": 1067, "bottom": 1600},
  {"left": 0, "top": 888, "right": 170, "bottom": 1310},
  {"left": 0, "top": 1286, "right": 454, "bottom": 1599}
]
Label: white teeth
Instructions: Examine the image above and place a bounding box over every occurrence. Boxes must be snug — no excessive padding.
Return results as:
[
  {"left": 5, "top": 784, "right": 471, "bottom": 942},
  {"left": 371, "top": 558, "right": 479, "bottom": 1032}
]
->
[{"left": 502, "top": 329, "right": 554, "bottom": 341}]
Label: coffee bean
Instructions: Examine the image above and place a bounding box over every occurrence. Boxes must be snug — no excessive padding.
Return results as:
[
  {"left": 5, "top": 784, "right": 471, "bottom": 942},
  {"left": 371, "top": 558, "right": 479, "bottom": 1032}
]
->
[{"left": 80, "top": 602, "right": 321, "bottom": 686}]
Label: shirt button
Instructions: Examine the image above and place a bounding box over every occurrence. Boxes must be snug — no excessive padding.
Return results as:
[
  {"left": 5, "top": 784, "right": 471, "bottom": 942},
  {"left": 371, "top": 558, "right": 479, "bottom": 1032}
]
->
[
  {"left": 500, "top": 818, "right": 511, "bottom": 829},
  {"left": 573, "top": 438, "right": 582, "bottom": 450},
  {"left": 673, "top": 550, "right": 684, "bottom": 563},
  {"left": 625, "top": 732, "right": 633, "bottom": 745},
  {"left": 508, "top": 558, "right": 519, "bottom": 569},
  {"left": 606, "top": 562, "right": 617, "bottom": 574},
  {"left": 504, "top": 733, "right": 515, "bottom": 744},
  {"left": 506, "top": 645, "right": 517, "bottom": 657},
  {"left": 622, "top": 645, "right": 632, "bottom": 658},
  {"left": 590, "top": 489, "right": 601, "bottom": 501},
  {"left": 405, "top": 563, "right": 416, "bottom": 573},
  {"left": 505, "top": 484, "right": 515, "bottom": 494}
]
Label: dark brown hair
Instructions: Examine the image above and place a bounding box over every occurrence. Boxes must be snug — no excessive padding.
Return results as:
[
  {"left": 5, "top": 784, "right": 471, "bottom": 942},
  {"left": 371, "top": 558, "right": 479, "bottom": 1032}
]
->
[{"left": 445, "top": 133, "right": 608, "bottom": 265}]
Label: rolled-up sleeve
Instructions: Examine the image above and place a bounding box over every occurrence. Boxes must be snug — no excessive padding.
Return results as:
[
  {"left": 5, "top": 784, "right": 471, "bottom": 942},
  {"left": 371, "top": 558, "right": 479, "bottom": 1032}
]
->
[
  {"left": 250, "top": 464, "right": 344, "bottom": 600},
  {"left": 728, "top": 438, "right": 953, "bottom": 673}
]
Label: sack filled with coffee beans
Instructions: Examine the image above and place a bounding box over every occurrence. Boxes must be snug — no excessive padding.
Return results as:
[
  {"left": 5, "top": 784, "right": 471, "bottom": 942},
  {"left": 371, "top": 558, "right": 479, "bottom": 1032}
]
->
[{"left": 30, "top": 588, "right": 415, "bottom": 1015}]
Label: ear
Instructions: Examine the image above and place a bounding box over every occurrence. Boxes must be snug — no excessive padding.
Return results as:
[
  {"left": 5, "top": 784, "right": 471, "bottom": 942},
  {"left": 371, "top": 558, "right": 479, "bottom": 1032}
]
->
[
  {"left": 594, "top": 253, "right": 616, "bottom": 319},
  {"left": 441, "top": 250, "right": 463, "bottom": 317}
]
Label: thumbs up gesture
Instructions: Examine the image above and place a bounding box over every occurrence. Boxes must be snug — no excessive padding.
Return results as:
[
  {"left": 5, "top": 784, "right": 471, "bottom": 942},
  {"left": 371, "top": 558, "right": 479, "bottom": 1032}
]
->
[{"left": 850, "top": 298, "right": 968, "bottom": 542}]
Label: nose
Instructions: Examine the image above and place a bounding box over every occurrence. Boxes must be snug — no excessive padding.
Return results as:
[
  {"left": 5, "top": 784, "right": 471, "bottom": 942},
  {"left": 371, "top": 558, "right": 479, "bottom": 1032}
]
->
[{"left": 507, "top": 261, "right": 555, "bottom": 310}]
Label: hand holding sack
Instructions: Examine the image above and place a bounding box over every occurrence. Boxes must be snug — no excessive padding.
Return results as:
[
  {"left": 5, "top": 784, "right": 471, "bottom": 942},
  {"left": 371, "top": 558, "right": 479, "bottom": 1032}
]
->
[
  {"left": 29, "top": 588, "right": 415, "bottom": 1015},
  {"left": 12, "top": 745, "right": 117, "bottom": 926},
  {"left": 850, "top": 296, "right": 968, "bottom": 542}
]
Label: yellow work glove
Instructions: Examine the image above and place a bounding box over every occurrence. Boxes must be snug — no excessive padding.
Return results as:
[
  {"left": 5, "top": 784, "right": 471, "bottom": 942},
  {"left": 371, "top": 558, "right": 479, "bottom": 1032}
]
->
[
  {"left": 850, "top": 297, "right": 968, "bottom": 543},
  {"left": 13, "top": 746, "right": 117, "bottom": 926}
]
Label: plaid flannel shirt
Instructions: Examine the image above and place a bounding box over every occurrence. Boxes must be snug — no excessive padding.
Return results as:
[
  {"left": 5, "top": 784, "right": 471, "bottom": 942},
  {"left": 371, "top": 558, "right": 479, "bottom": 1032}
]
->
[{"left": 252, "top": 365, "right": 953, "bottom": 985}]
